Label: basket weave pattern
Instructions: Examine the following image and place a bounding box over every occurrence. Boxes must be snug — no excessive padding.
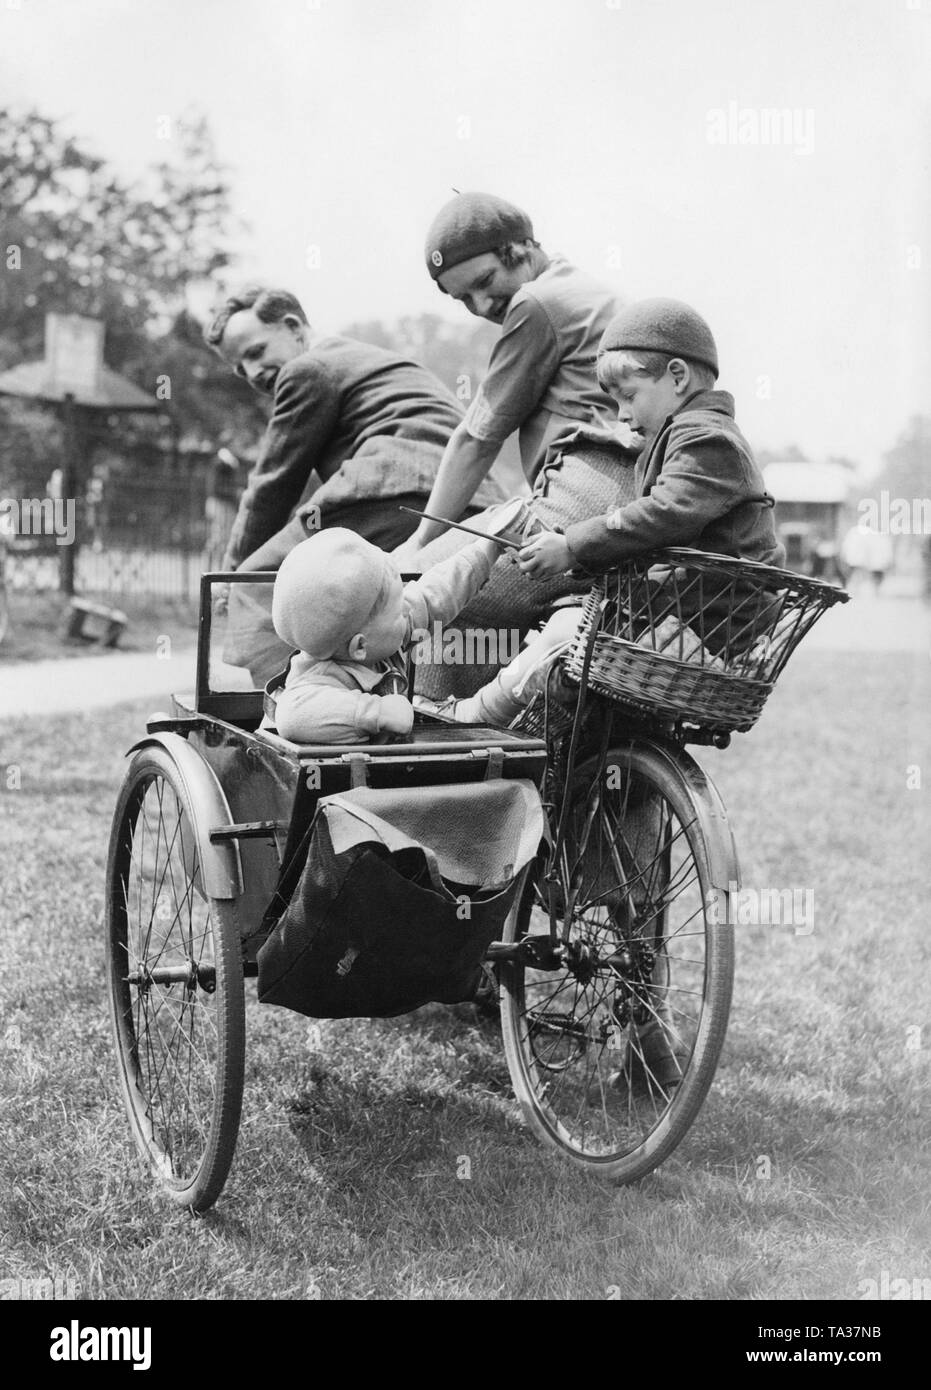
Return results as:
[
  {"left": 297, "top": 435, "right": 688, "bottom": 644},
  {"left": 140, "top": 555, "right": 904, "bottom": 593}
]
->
[{"left": 563, "top": 548, "right": 848, "bottom": 734}]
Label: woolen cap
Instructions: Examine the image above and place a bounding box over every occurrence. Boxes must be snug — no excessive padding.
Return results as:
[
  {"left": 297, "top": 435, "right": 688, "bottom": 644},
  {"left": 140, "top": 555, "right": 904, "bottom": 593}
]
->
[
  {"left": 599, "top": 298, "right": 719, "bottom": 377},
  {"left": 425, "top": 192, "right": 534, "bottom": 282},
  {"left": 272, "top": 530, "right": 397, "bottom": 659}
]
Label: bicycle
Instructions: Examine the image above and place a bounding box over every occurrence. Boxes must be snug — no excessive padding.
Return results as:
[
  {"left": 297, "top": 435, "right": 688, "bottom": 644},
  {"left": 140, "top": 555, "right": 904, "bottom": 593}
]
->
[{"left": 105, "top": 551, "right": 847, "bottom": 1208}]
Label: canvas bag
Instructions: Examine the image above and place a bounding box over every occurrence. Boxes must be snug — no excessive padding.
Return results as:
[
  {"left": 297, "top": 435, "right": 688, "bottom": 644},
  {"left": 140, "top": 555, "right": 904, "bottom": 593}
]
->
[{"left": 257, "top": 779, "right": 545, "bottom": 1019}]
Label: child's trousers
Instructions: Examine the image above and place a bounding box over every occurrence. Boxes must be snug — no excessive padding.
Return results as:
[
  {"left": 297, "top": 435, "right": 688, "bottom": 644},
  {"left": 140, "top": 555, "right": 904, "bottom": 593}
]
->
[{"left": 449, "top": 606, "right": 584, "bottom": 725}]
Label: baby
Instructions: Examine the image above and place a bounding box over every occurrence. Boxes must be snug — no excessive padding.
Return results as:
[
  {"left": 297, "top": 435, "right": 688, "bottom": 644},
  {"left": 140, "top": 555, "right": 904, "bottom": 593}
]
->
[{"left": 266, "top": 505, "right": 564, "bottom": 743}]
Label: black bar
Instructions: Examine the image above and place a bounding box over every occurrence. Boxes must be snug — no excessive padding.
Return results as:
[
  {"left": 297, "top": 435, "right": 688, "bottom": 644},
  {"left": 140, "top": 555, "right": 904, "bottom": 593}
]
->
[
  {"left": 59, "top": 394, "right": 79, "bottom": 596},
  {"left": 209, "top": 821, "right": 288, "bottom": 842},
  {"left": 195, "top": 570, "right": 277, "bottom": 712}
]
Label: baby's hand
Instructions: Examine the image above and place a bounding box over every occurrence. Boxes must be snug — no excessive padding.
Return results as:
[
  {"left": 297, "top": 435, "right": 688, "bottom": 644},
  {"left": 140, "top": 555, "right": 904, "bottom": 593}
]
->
[
  {"left": 518, "top": 531, "right": 572, "bottom": 578},
  {"left": 377, "top": 694, "right": 415, "bottom": 735}
]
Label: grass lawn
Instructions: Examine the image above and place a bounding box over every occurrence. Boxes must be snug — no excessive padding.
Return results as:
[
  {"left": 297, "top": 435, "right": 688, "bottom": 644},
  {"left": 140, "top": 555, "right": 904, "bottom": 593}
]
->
[{"left": 0, "top": 645, "right": 928, "bottom": 1301}]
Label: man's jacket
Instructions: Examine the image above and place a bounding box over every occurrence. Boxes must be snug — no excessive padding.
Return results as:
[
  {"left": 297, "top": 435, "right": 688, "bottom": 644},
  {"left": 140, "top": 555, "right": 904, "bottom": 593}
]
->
[{"left": 224, "top": 337, "right": 503, "bottom": 570}]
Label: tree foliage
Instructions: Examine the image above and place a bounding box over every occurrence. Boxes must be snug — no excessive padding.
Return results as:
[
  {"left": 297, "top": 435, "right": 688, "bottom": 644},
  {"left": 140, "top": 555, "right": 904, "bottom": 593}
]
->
[
  {"left": 1, "top": 108, "right": 231, "bottom": 357},
  {"left": 874, "top": 415, "right": 931, "bottom": 499},
  {"left": 0, "top": 106, "right": 265, "bottom": 497},
  {"left": 0, "top": 104, "right": 514, "bottom": 510},
  {"left": 756, "top": 443, "right": 809, "bottom": 465}
]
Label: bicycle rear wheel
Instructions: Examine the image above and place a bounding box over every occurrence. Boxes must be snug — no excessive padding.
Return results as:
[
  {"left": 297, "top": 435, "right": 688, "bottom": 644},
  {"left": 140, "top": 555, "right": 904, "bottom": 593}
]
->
[
  {"left": 106, "top": 747, "right": 245, "bottom": 1212},
  {"left": 499, "top": 742, "right": 733, "bottom": 1183}
]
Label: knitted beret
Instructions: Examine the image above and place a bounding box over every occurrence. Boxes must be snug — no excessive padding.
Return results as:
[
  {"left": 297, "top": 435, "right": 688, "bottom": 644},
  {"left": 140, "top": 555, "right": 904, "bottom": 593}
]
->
[
  {"left": 599, "top": 298, "right": 719, "bottom": 377},
  {"left": 272, "top": 530, "right": 397, "bottom": 659},
  {"left": 425, "top": 192, "right": 534, "bottom": 281}
]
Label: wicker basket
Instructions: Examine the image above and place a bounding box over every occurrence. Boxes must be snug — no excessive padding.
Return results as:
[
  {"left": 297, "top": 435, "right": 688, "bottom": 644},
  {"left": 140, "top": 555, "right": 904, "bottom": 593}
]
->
[
  {"left": 562, "top": 548, "right": 849, "bottom": 734},
  {"left": 511, "top": 688, "right": 576, "bottom": 741}
]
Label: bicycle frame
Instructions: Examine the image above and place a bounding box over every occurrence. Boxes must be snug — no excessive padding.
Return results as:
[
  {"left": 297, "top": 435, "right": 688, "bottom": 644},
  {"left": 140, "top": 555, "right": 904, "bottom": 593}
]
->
[{"left": 535, "top": 595, "right": 740, "bottom": 952}]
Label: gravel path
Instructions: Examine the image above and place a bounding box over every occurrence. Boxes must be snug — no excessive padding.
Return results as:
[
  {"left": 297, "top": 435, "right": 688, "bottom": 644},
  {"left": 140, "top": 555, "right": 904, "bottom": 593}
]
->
[
  {"left": 1, "top": 587, "right": 928, "bottom": 722},
  {"left": 0, "top": 645, "right": 197, "bottom": 720}
]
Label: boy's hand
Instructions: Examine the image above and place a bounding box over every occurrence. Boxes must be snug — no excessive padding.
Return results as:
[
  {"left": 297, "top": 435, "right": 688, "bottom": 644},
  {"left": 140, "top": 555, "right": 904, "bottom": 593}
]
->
[
  {"left": 377, "top": 694, "right": 415, "bottom": 735},
  {"left": 518, "top": 531, "right": 573, "bottom": 578}
]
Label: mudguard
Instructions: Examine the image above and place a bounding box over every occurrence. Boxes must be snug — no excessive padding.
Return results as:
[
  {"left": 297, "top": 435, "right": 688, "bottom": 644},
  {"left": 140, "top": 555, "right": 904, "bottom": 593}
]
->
[
  {"left": 626, "top": 740, "right": 741, "bottom": 892},
  {"left": 125, "top": 732, "right": 243, "bottom": 899}
]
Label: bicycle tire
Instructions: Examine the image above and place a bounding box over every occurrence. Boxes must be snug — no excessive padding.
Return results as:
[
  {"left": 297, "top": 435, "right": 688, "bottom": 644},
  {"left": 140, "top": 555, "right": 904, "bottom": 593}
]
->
[
  {"left": 499, "top": 741, "right": 734, "bottom": 1183},
  {"left": 106, "top": 746, "right": 245, "bottom": 1212}
]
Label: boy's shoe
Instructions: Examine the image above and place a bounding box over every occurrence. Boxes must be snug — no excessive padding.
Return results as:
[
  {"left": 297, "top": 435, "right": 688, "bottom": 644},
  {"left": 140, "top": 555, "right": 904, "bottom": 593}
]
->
[
  {"left": 591, "top": 1013, "right": 690, "bottom": 1107},
  {"left": 625, "top": 1012, "right": 690, "bottom": 1093},
  {"left": 469, "top": 964, "right": 500, "bottom": 1020},
  {"left": 412, "top": 693, "right": 462, "bottom": 722}
]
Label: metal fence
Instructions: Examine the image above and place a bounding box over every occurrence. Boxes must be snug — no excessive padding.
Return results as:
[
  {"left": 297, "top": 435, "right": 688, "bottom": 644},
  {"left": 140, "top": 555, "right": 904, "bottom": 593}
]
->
[
  {"left": 4, "top": 468, "right": 238, "bottom": 600},
  {"left": 6, "top": 546, "right": 214, "bottom": 600}
]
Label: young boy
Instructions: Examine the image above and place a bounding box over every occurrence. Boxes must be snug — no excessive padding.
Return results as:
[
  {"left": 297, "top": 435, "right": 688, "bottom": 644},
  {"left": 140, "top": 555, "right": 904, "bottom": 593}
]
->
[
  {"left": 266, "top": 502, "right": 559, "bottom": 743},
  {"left": 518, "top": 298, "right": 785, "bottom": 582}
]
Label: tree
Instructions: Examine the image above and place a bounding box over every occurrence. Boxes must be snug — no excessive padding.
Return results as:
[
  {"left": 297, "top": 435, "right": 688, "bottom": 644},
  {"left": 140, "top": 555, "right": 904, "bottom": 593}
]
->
[
  {"left": 874, "top": 416, "right": 931, "bottom": 499},
  {"left": 756, "top": 444, "right": 810, "bottom": 465},
  {"left": 0, "top": 106, "right": 266, "bottom": 509},
  {"left": 1, "top": 108, "right": 233, "bottom": 358},
  {"left": 824, "top": 455, "right": 860, "bottom": 473}
]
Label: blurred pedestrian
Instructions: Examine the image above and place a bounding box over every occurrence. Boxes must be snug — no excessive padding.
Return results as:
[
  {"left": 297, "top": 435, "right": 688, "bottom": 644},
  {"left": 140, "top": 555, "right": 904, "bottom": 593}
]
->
[{"left": 841, "top": 519, "right": 894, "bottom": 593}]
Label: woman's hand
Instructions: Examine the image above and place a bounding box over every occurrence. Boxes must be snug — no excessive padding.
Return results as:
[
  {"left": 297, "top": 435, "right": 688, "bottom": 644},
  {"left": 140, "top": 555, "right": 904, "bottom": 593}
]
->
[{"left": 518, "top": 531, "right": 573, "bottom": 579}]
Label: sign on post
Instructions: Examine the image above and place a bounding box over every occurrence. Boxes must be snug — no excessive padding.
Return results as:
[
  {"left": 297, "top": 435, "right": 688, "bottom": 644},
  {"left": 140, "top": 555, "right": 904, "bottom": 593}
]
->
[
  {"left": 44, "top": 314, "right": 104, "bottom": 399},
  {"left": 44, "top": 315, "right": 103, "bottom": 596}
]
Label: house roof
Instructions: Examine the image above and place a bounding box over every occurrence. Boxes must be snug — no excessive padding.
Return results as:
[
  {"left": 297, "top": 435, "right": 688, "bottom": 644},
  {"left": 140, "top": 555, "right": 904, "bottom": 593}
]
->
[{"left": 0, "top": 360, "right": 158, "bottom": 411}]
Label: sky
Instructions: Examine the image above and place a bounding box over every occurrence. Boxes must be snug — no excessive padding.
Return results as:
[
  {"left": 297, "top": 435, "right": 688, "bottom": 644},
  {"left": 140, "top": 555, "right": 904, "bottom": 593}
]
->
[{"left": 2, "top": 0, "right": 929, "bottom": 472}]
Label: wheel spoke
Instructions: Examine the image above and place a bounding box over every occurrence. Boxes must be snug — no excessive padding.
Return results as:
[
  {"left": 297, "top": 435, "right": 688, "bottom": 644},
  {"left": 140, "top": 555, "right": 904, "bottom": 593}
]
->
[
  {"left": 107, "top": 758, "right": 243, "bottom": 1208},
  {"left": 500, "top": 746, "right": 732, "bottom": 1178}
]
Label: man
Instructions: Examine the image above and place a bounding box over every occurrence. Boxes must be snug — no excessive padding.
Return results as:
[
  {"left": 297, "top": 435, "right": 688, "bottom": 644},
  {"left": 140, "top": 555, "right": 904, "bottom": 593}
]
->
[
  {"left": 405, "top": 191, "right": 624, "bottom": 552},
  {"left": 204, "top": 286, "right": 503, "bottom": 680},
  {"left": 205, "top": 285, "right": 504, "bottom": 573}
]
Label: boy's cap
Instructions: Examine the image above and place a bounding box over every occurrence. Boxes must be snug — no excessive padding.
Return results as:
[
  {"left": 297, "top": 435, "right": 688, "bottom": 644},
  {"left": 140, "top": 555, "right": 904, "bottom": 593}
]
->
[
  {"left": 599, "top": 298, "right": 719, "bottom": 377},
  {"left": 425, "top": 192, "right": 533, "bottom": 282},
  {"left": 272, "top": 529, "right": 397, "bottom": 659}
]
